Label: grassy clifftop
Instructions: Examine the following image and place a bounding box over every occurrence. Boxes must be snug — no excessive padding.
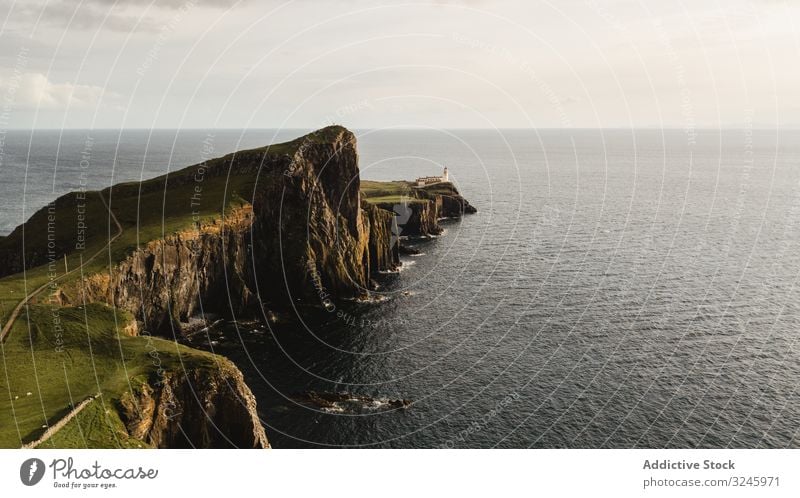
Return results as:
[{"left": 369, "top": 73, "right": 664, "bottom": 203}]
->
[
  {"left": 0, "top": 302, "right": 221, "bottom": 448},
  {"left": 0, "top": 126, "right": 354, "bottom": 325},
  {"left": 0, "top": 128, "right": 343, "bottom": 448},
  {"left": 0, "top": 126, "right": 472, "bottom": 448},
  {"left": 361, "top": 179, "right": 477, "bottom": 212},
  {"left": 0, "top": 125, "right": 352, "bottom": 276}
]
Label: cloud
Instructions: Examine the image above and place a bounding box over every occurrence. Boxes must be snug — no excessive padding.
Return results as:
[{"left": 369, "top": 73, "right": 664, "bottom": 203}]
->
[
  {"left": 0, "top": 0, "right": 492, "bottom": 35},
  {"left": 0, "top": 0, "right": 240, "bottom": 33},
  {"left": 90, "top": 0, "right": 247, "bottom": 7},
  {"left": 1, "top": 0, "right": 155, "bottom": 32},
  {"left": 0, "top": 72, "right": 118, "bottom": 110}
]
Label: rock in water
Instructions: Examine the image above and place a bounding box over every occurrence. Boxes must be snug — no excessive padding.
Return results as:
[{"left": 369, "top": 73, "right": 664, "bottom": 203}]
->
[{"left": 291, "top": 391, "right": 412, "bottom": 414}]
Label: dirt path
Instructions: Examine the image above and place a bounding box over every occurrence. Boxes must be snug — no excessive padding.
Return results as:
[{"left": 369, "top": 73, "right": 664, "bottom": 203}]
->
[
  {"left": 3, "top": 191, "right": 123, "bottom": 447},
  {"left": 0, "top": 191, "right": 123, "bottom": 343},
  {"left": 20, "top": 394, "right": 100, "bottom": 449}
]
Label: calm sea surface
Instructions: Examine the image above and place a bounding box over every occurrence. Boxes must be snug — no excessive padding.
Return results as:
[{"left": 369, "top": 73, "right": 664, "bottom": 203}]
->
[{"left": 3, "top": 128, "right": 800, "bottom": 448}]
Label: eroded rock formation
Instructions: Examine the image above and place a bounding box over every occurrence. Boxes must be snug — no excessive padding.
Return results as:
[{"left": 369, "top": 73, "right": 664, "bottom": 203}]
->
[
  {"left": 76, "top": 127, "right": 400, "bottom": 334},
  {"left": 118, "top": 360, "right": 269, "bottom": 449}
]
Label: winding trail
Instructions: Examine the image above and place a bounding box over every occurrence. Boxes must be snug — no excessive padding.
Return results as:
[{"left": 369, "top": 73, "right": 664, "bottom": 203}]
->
[
  {"left": 20, "top": 394, "right": 100, "bottom": 449},
  {"left": 0, "top": 191, "right": 123, "bottom": 343},
  {"left": 1, "top": 192, "right": 123, "bottom": 447}
]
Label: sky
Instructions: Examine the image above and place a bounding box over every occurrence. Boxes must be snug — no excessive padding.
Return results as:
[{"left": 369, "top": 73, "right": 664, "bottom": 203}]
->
[{"left": 0, "top": 0, "right": 798, "bottom": 129}]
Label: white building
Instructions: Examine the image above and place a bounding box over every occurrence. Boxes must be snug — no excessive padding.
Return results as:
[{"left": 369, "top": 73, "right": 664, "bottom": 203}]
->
[{"left": 415, "top": 166, "right": 449, "bottom": 187}]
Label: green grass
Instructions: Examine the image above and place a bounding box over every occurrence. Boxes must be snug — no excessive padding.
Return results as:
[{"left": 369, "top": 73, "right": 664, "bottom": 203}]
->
[
  {"left": 45, "top": 396, "right": 151, "bottom": 449},
  {"left": 360, "top": 180, "right": 426, "bottom": 205},
  {"left": 360, "top": 180, "right": 414, "bottom": 200},
  {"left": 364, "top": 195, "right": 428, "bottom": 205},
  {"left": 0, "top": 124, "right": 339, "bottom": 296},
  {"left": 360, "top": 179, "right": 458, "bottom": 206},
  {"left": 104, "top": 174, "right": 254, "bottom": 265},
  {"left": 0, "top": 147, "right": 259, "bottom": 324},
  {"left": 0, "top": 125, "right": 351, "bottom": 312},
  {"left": 0, "top": 290, "right": 223, "bottom": 448},
  {"left": 415, "top": 182, "right": 459, "bottom": 197},
  {"left": 0, "top": 125, "right": 357, "bottom": 448},
  {"left": 0, "top": 236, "right": 111, "bottom": 325}
]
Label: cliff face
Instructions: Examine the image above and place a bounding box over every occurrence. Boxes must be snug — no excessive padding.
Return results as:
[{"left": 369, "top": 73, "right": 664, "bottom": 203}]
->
[
  {"left": 82, "top": 207, "right": 256, "bottom": 334},
  {"left": 372, "top": 182, "right": 477, "bottom": 238},
  {"left": 439, "top": 193, "right": 477, "bottom": 218},
  {"left": 118, "top": 361, "right": 269, "bottom": 449},
  {"left": 73, "top": 127, "right": 399, "bottom": 333},
  {"left": 362, "top": 200, "right": 400, "bottom": 275},
  {"left": 250, "top": 128, "right": 396, "bottom": 301},
  {"left": 424, "top": 184, "right": 478, "bottom": 218},
  {"left": 376, "top": 199, "right": 442, "bottom": 238},
  {"left": 0, "top": 126, "right": 477, "bottom": 450}
]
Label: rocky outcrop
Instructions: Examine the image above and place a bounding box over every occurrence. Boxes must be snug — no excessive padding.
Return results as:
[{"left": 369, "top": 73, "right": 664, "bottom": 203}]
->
[
  {"left": 70, "top": 127, "right": 400, "bottom": 333},
  {"left": 373, "top": 182, "right": 477, "bottom": 238},
  {"left": 362, "top": 200, "right": 400, "bottom": 274},
  {"left": 421, "top": 183, "right": 478, "bottom": 218},
  {"left": 250, "top": 127, "right": 398, "bottom": 301},
  {"left": 118, "top": 361, "right": 269, "bottom": 449},
  {"left": 80, "top": 207, "right": 257, "bottom": 334},
  {"left": 291, "top": 391, "right": 412, "bottom": 414},
  {"left": 376, "top": 199, "right": 442, "bottom": 238},
  {"left": 409, "top": 197, "right": 443, "bottom": 236},
  {"left": 0, "top": 125, "right": 476, "bottom": 450},
  {"left": 439, "top": 192, "right": 477, "bottom": 217}
]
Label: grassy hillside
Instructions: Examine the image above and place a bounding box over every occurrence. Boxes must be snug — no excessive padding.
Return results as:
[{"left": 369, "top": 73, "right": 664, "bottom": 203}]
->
[
  {"left": 45, "top": 396, "right": 150, "bottom": 449},
  {"left": 361, "top": 180, "right": 428, "bottom": 204},
  {"left": 0, "top": 126, "right": 331, "bottom": 287},
  {"left": 0, "top": 126, "right": 411, "bottom": 447},
  {"left": 0, "top": 133, "right": 305, "bottom": 447},
  {"left": 0, "top": 302, "right": 219, "bottom": 448}
]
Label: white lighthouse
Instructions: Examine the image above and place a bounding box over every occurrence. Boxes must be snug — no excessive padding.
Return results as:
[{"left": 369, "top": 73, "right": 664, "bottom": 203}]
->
[{"left": 415, "top": 166, "right": 450, "bottom": 187}]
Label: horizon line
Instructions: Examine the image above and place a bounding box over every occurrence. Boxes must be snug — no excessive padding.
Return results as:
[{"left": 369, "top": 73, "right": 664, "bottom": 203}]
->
[{"left": 4, "top": 126, "right": 800, "bottom": 132}]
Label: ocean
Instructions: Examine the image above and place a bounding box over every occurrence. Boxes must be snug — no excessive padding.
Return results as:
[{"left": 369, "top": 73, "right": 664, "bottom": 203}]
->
[{"left": 2, "top": 128, "right": 800, "bottom": 448}]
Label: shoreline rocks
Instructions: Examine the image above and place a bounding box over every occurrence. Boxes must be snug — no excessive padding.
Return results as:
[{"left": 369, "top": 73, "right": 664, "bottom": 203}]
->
[{"left": 291, "top": 391, "right": 412, "bottom": 414}]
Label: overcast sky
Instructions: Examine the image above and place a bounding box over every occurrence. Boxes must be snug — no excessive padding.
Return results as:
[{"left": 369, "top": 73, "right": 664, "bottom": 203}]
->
[{"left": 0, "top": 0, "right": 798, "bottom": 129}]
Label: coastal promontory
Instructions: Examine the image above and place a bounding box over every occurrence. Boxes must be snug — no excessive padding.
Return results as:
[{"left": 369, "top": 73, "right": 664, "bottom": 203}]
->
[{"left": 0, "top": 126, "right": 475, "bottom": 448}]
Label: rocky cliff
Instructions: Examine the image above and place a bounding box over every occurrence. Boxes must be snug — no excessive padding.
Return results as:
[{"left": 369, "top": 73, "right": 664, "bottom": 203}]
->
[
  {"left": 81, "top": 207, "right": 257, "bottom": 334},
  {"left": 418, "top": 182, "right": 478, "bottom": 218},
  {"left": 0, "top": 126, "right": 473, "bottom": 449},
  {"left": 372, "top": 182, "right": 477, "bottom": 238},
  {"left": 251, "top": 127, "right": 398, "bottom": 301},
  {"left": 376, "top": 199, "right": 442, "bottom": 237},
  {"left": 118, "top": 360, "right": 269, "bottom": 448},
  {"left": 362, "top": 200, "right": 400, "bottom": 275},
  {"left": 57, "top": 126, "right": 399, "bottom": 333}
]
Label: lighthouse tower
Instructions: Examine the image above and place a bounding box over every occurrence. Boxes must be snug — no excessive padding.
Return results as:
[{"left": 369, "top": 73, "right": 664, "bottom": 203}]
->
[{"left": 443, "top": 166, "right": 449, "bottom": 182}]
